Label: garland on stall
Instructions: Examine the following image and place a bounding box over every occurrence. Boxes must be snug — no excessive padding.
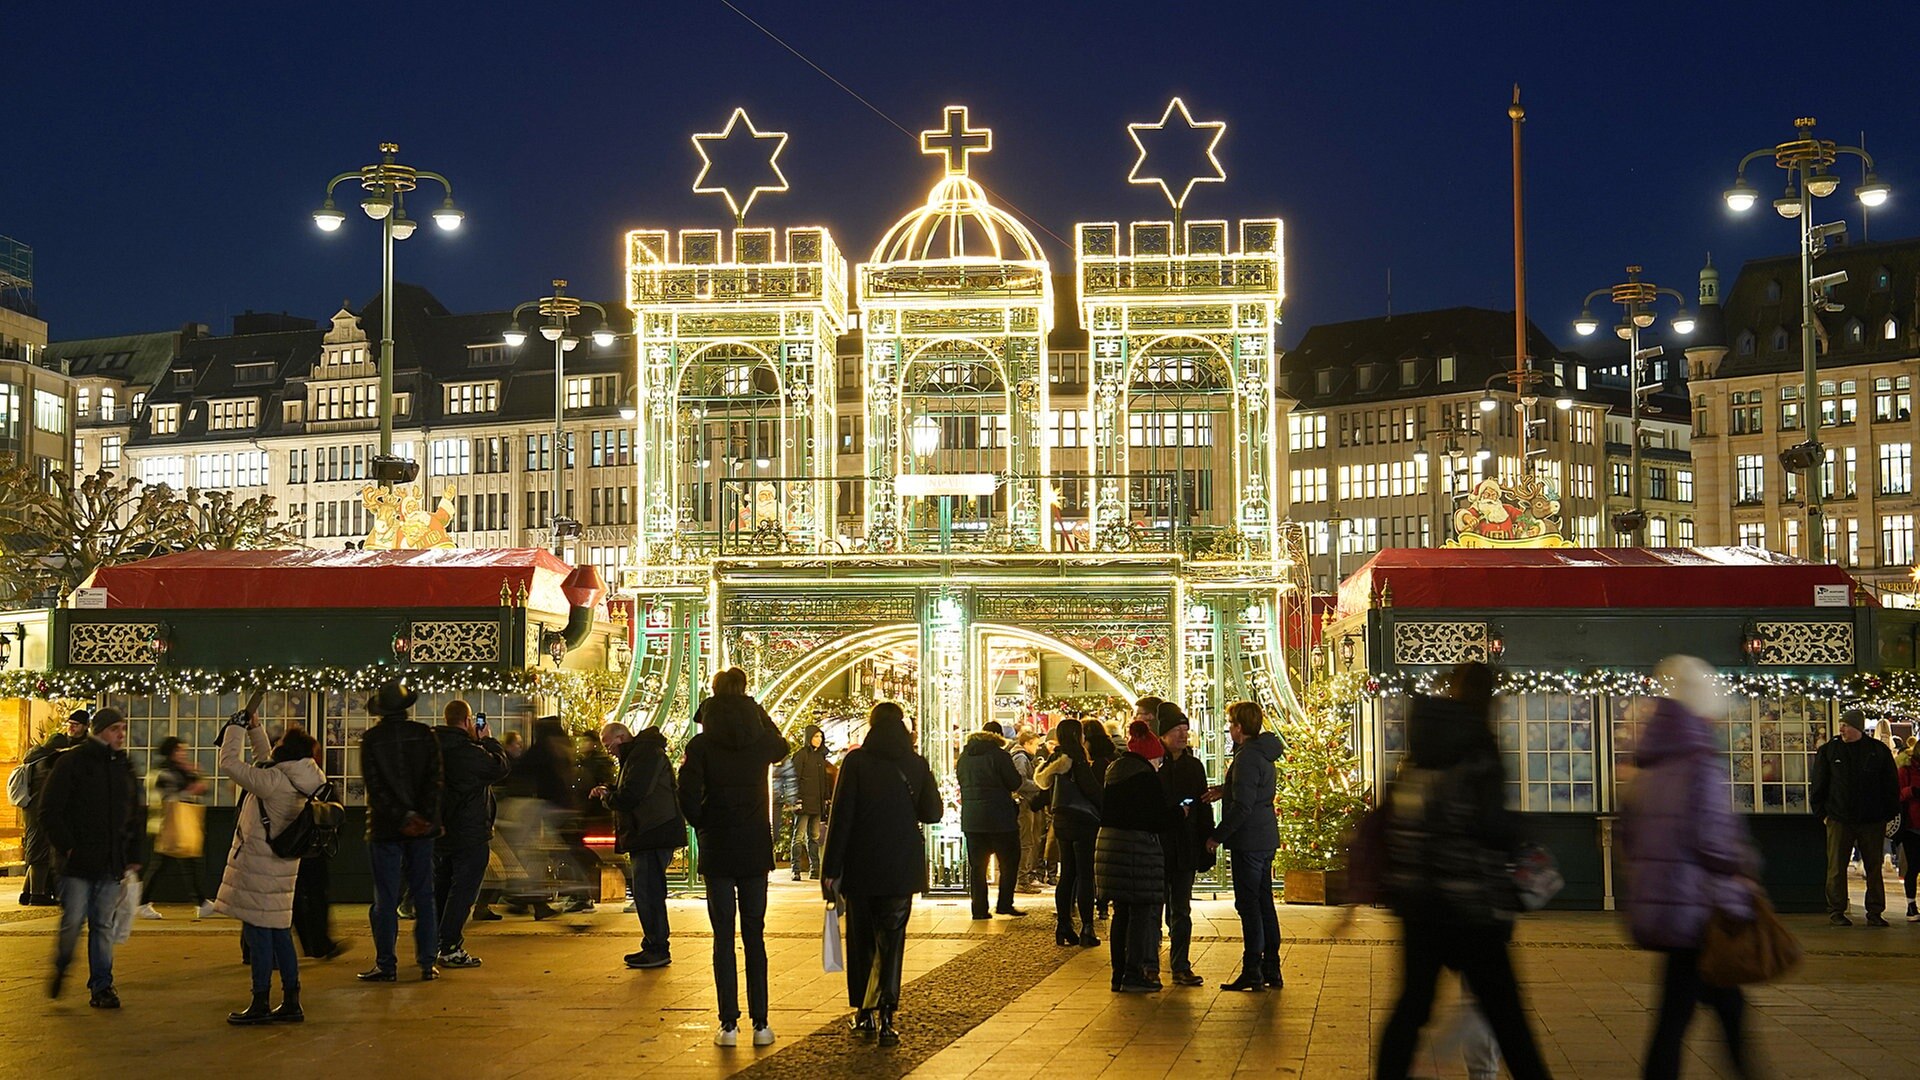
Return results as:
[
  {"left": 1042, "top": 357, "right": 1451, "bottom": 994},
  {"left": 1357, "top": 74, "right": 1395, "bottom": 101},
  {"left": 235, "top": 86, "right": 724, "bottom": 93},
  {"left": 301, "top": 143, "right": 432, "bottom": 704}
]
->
[{"left": 1313, "top": 667, "right": 1920, "bottom": 718}]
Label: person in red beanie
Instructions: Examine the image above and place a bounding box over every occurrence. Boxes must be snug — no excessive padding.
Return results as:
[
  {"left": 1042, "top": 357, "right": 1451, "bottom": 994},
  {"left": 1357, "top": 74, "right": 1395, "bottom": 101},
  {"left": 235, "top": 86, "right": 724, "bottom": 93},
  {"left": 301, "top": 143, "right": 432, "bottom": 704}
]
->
[{"left": 1093, "top": 719, "right": 1187, "bottom": 992}]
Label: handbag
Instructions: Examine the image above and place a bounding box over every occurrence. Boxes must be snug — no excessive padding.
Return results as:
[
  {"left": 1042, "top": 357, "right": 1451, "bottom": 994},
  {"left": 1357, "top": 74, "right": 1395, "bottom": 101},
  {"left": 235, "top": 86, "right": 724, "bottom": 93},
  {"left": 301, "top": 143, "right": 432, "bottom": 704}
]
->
[
  {"left": 1511, "top": 841, "right": 1565, "bottom": 912},
  {"left": 1049, "top": 764, "right": 1101, "bottom": 824},
  {"left": 155, "top": 800, "right": 206, "bottom": 859},
  {"left": 821, "top": 902, "right": 845, "bottom": 973},
  {"left": 1887, "top": 816, "right": 1905, "bottom": 841},
  {"left": 1699, "top": 882, "right": 1802, "bottom": 987}
]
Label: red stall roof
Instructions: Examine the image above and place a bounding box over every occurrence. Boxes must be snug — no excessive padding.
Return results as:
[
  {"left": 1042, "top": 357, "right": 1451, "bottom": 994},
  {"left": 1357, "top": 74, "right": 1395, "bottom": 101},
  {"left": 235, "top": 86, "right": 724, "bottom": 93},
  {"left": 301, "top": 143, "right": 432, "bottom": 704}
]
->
[
  {"left": 84, "top": 548, "right": 581, "bottom": 614},
  {"left": 1335, "top": 547, "right": 1865, "bottom": 617}
]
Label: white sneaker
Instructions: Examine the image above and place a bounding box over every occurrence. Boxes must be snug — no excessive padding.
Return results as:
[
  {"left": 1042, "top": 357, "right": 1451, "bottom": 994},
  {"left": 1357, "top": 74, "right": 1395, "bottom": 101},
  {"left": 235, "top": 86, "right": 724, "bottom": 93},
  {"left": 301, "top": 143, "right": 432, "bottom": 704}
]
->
[
  {"left": 134, "top": 903, "right": 163, "bottom": 920},
  {"left": 714, "top": 1024, "right": 738, "bottom": 1047},
  {"left": 196, "top": 901, "right": 218, "bottom": 919},
  {"left": 752, "top": 1024, "right": 776, "bottom": 1046}
]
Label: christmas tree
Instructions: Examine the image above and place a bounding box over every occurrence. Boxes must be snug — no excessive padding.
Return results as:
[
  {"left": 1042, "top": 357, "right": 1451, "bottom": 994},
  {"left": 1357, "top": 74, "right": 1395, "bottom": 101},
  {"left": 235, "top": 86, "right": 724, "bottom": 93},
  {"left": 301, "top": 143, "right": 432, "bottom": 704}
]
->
[{"left": 1274, "top": 677, "right": 1371, "bottom": 872}]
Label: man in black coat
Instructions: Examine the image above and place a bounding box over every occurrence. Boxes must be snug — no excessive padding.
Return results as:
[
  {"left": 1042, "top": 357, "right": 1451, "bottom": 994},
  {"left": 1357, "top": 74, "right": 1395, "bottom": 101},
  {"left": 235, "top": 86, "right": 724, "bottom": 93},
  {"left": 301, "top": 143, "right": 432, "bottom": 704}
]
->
[
  {"left": 356, "top": 680, "right": 446, "bottom": 983},
  {"left": 677, "top": 667, "right": 789, "bottom": 1046},
  {"left": 789, "top": 725, "right": 832, "bottom": 880},
  {"left": 1813, "top": 708, "right": 1902, "bottom": 926},
  {"left": 432, "top": 699, "right": 509, "bottom": 968},
  {"left": 20, "top": 710, "right": 90, "bottom": 906},
  {"left": 1154, "top": 704, "right": 1210, "bottom": 986},
  {"left": 40, "top": 708, "right": 141, "bottom": 1007},
  {"left": 957, "top": 721, "right": 1025, "bottom": 919},
  {"left": 595, "top": 722, "right": 685, "bottom": 969}
]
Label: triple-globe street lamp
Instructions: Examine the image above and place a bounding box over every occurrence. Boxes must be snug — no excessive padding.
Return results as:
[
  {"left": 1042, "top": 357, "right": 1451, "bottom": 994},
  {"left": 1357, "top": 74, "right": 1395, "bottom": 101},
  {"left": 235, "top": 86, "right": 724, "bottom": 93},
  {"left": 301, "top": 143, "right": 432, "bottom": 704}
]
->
[
  {"left": 313, "top": 143, "right": 464, "bottom": 482},
  {"left": 502, "top": 280, "right": 617, "bottom": 554},
  {"left": 1573, "top": 267, "right": 1694, "bottom": 536},
  {"left": 1723, "top": 118, "right": 1890, "bottom": 562}
]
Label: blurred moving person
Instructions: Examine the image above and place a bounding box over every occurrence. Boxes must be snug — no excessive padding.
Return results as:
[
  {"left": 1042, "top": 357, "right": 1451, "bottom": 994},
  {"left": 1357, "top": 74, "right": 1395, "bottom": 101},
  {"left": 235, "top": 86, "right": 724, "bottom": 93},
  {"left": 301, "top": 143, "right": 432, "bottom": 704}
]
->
[
  {"left": 822, "top": 701, "right": 944, "bottom": 1046},
  {"left": 1207, "top": 700, "right": 1284, "bottom": 992},
  {"left": 1375, "top": 664, "right": 1550, "bottom": 1080},
  {"left": 432, "top": 700, "right": 509, "bottom": 969},
  {"left": 138, "top": 735, "right": 213, "bottom": 918},
  {"left": 957, "top": 719, "right": 1025, "bottom": 920},
  {"left": 679, "top": 667, "right": 789, "bottom": 1048},
  {"left": 499, "top": 717, "right": 583, "bottom": 919},
  {"left": 593, "top": 722, "right": 685, "bottom": 969}
]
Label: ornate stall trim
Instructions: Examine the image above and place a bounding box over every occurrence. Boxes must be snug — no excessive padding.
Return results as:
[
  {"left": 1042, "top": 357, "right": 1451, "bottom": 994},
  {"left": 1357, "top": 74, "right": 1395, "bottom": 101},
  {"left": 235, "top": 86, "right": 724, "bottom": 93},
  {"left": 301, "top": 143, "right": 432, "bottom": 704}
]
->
[
  {"left": 408, "top": 621, "right": 502, "bottom": 664},
  {"left": 68, "top": 623, "right": 161, "bottom": 666},
  {"left": 1751, "top": 621, "right": 1854, "bottom": 666},
  {"left": 1391, "top": 621, "right": 1490, "bottom": 665}
]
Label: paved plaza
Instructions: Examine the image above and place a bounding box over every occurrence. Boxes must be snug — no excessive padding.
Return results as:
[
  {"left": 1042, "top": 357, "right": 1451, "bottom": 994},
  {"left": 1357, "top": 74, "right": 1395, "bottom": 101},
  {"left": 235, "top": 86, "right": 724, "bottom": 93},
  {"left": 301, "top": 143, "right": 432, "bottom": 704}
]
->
[{"left": 0, "top": 878, "right": 1915, "bottom": 1079}]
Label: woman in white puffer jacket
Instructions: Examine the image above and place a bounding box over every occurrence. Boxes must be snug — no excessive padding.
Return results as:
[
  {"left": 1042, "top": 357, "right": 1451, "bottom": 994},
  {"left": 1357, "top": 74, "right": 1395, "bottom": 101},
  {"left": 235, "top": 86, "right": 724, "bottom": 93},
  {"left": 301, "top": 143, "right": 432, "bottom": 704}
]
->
[{"left": 214, "top": 711, "right": 326, "bottom": 1026}]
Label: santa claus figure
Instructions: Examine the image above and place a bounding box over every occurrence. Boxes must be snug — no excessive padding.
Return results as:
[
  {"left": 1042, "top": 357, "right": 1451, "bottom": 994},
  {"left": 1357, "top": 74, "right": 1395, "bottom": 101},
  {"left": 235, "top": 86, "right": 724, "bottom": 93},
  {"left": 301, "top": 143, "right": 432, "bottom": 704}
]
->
[{"left": 1456, "top": 478, "right": 1531, "bottom": 540}]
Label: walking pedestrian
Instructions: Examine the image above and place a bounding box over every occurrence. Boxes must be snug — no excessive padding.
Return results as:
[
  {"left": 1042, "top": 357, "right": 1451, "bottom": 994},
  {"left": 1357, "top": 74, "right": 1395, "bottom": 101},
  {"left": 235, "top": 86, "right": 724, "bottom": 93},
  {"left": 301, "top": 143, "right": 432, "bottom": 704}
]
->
[
  {"left": 137, "top": 736, "right": 214, "bottom": 918},
  {"left": 678, "top": 666, "right": 790, "bottom": 1048},
  {"left": 356, "top": 680, "right": 445, "bottom": 983},
  {"left": 40, "top": 707, "right": 141, "bottom": 1007},
  {"left": 1375, "top": 663, "right": 1551, "bottom": 1080},
  {"left": 1037, "top": 717, "right": 1102, "bottom": 947},
  {"left": 1898, "top": 741, "right": 1920, "bottom": 922},
  {"left": 1155, "top": 702, "right": 1209, "bottom": 987},
  {"left": 1206, "top": 700, "right": 1284, "bottom": 991},
  {"left": 1812, "top": 708, "right": 1901, "bottom": 926},
  {"left": 214, "top": 709, "right": 327, "bottom": 1025},
  {"left": 791, "top": 725, "right": 832, "bottom": 880},
  {"left": 821, "top": 701, "right": 944, "bottom": 1046},
  {"left": 958, "top": 720, "right": 1026, "bottom": 920},
  {"left": 17, "top": 711, "right": 89, "bottom": 906},
  {"left": 500, "top": 717, "right": 582, "bottom": 918},
  {"left": 1620, "top": 656, "right": 1757, "bottom": 1079},
  {"left": 593, "top": 722, "right": 685, "bottom": 969},
  {"left": 1096, "top": 720, "right": 1184, "bottom": 992},
  {"left": 431, "top": 700, "right": 509, "bottom": 969}
]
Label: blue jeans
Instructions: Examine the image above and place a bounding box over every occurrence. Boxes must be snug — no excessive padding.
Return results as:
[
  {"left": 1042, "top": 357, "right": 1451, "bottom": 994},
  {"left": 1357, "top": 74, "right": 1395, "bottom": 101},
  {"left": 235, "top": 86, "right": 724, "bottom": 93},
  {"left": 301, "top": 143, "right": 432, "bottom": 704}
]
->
[
  {"left": 242, "top": 923, "right": 299, "bottom": 994},
  {"left": 56, "top": 876, "right": 123, "bottom": 993},
  {"left": 1228, "top": 847, "right": 1280, "bottom": 969},
  {"left": 433, "top": 841, "right": 489, "bottom": 952},
  {"left": 703, "top": 874, "right": 769, "bottom": 1026},
  {"left": 628, "top": 849, "right": 673, "bottom": 957},
  {"left": 369, "top": 837, "right": 439, "bottom": 971}
]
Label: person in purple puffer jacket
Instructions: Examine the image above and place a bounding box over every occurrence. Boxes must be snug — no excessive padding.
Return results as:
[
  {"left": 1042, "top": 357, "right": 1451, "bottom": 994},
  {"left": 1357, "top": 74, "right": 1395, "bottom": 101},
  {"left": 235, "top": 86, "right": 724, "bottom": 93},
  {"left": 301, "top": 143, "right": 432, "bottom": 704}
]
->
[{"left": 1620, "top": 656, "right": 1757, "bottom": 1080}]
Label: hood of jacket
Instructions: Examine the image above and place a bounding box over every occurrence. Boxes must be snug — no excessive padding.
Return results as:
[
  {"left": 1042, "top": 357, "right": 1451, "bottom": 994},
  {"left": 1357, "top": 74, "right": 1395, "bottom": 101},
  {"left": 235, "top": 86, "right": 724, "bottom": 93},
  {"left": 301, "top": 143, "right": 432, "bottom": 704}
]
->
[
  {"left": 631, "top": 726, "right": 669, "bottom": 758},
  {"left": 963, "top": 730, "right": 1006, "bottom": 755},
  {"left": 1634, "top": 697, "right": 1714, "bottom": 768},
  {"left": 699, "top": 694, "right": 771, "bottom": 750},
  {"left": 1406, "top": 697, "right": 1497, "bottom": 769},
  {"left": 1106, "top": 750, "right": 1154, "bottom": 785},
  {"left": 801, "top": 724, "right": 828, "bottom": 752},
  {"left": 1234, "top": 730, "right": 1284, "bottom": 765}
]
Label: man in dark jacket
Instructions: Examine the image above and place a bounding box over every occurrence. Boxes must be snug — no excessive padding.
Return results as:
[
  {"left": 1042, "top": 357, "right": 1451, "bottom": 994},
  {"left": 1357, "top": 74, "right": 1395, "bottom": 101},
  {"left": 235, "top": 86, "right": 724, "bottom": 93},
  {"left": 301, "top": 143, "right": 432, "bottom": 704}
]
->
[
  {"left": 957, "top": 722, "right": 1026, "bottom": 920},
  {"left": 1813, "top": 708, "right": 1902, "bottom": 925},
  {"left": 595, "top": 721, "right": 685, "bottom": 969},
  {"left": 790, "top": 725, "right": 832, "bottom": 880},
  {"left": 678, "top": 667, "right": 789, "bottom": 1047},
  {"left": 19, "top": 710, "right": 89, "bottom": 906},
  {"left": 432, "top": 699, "right": 509, "bottom": 968},
  {"left": 40, "top": 707, "right": 141, "bottom": 1006},
  {"left": 1206, "top": 700, "right": 1283, "bottom": 991},
  {"left": 356, "top": 680, "right": 445, "bottom": 983},
  {"left": 1155, "top": 704, "right": 1209, "bottom": 986}
]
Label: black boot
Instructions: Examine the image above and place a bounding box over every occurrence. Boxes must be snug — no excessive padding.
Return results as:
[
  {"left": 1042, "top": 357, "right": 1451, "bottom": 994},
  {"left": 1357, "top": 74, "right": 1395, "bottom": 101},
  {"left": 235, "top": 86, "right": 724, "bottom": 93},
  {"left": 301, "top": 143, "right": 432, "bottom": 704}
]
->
[
  {"left": 269, "top": 988, "right": 304, "bottom": 1023},
  {"left": 877, "top": 1007, "right": 900, "bottom": 1047},
  {"left": 1055, "top": 922, "right": 1078, "bottom": 947},
  {"left": 228, "top": 991, "right": 274, "bottom": 1025},
  {"left": 1220, "top": 968, "right": 1266, "bottom": 992},
  {"left": 847, "top": 1009, "right": 876, "bottom": 1038},
  {"left": 1261, "top": 961, "right": 1284, "bottom": 988}
]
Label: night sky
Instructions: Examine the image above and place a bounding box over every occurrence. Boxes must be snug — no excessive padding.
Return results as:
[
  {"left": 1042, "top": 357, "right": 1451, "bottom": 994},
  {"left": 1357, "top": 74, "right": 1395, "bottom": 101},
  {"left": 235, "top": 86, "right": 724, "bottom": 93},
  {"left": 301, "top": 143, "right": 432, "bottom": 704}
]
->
[{"left": 8, "top": 1, "right": 1918, "bottom": 350}]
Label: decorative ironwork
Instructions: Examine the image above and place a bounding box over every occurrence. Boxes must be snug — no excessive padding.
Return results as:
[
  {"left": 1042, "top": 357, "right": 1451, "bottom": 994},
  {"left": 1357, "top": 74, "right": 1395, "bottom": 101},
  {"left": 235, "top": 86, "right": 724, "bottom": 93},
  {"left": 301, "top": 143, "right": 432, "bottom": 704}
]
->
[
  {"left": 68, "top": 623, "right": 161, "bottom": 666},
  {"left": 1392, "top": 621, "right": 1491, "bottom": 665},
  {"left": 1752, "top": 621, "right": 1854, "bottom": 666},
  {"left": 724, "top": 594, "right": 917, "bottom": 627},
  {"left": 408, "top": 621, "right": 502, "bottom": 665}
]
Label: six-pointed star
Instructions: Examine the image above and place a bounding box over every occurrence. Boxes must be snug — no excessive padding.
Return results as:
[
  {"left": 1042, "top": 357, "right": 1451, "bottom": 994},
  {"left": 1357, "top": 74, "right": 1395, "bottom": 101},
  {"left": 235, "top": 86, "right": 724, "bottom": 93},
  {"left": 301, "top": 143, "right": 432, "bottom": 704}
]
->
[
  {"left": 691, "top": 108, "right": 789, "bottom": 221},
  {"left": 1127, "top": 97, "right": 1227, "bottom": 210}
]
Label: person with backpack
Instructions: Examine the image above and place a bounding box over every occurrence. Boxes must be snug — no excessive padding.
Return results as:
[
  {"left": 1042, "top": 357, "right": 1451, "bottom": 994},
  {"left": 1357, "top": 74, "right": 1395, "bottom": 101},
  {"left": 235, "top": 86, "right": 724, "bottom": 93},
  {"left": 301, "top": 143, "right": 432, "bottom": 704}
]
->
[
  {"left": 356, "top": 680, "right": 445, "bottom": 983},
  {"left": 14, "top": 710, "right": 89, "bottom": 906},
  {"left": 213, "top": 708, "right": 328, "bottom": 1025},
  {"left": 1037, "top": 717, "right": 1102, "bottom": 947},
  {"left": 821, "top": 701, "right": 945, "bottom": 1046},
  {"left": 593, "top": 722, "right": 685, "bottom": 970},
  {"left": 1375, "top": 664, "right": 1551, "bottom": 1080},
  {"left": 431, "top": 700, "right": 510, "bottom": 970}
]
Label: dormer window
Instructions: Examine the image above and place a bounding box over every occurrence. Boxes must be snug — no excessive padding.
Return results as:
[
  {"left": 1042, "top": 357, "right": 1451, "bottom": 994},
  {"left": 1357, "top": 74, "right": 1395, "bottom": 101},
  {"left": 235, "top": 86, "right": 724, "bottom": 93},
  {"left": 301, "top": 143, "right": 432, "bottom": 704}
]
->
[
  {"left": 1356, "top": 365, "right": 1378, "bottom": 392},
  {"left": 1438, "top": 355, "right": 1457, "bottom": 382},
  {"left": 1736, "top": 330, "right": 1756, "bottom": 356},
  {"left": 1770, "top": 327, "right": 1789, "bottom": 352},
  {"left": 1887, "top": 318, "right": 1901, "bottom": 342},
  {"left": 1400, "top": 358, "right": 1418, "bottom": 386},
  {"left": 149, "top": 404, "right": 180, "bottom": 435},
  {"left": 234, "top": 362, "right": 276, "bottom": 386},
  {"left": 172, "top": 368, "right": 193, "bottom": 389},
  {"left": 207, "top": 398, "right": 259, "bottom": 431},
  {"left": 1846, "top": 319, "right": 1864, "bottom": 345},
  {"left": 1875, "top": 267, "right": 1892, "bottom": 292},
  {"left": 1765, "top": 279, "right": 1783, "bottom": 302},
  {"left": 1315, "top": 369, "right": 1333, "bottom": 395}
]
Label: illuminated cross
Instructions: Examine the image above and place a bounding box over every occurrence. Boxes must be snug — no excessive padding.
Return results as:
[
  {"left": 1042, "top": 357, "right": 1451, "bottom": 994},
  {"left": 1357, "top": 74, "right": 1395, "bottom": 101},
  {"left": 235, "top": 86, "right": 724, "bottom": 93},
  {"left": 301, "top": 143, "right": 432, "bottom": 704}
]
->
[{"left": 921, "top": 106, "right": 992, "bottom": 177}]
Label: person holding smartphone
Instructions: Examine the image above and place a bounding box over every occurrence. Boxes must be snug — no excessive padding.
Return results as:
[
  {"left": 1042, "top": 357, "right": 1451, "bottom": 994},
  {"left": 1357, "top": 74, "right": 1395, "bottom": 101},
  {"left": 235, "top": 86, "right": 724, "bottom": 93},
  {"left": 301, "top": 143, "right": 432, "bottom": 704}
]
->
[{"left": 431, "top": 699, "right": 509, "bottom": 970}]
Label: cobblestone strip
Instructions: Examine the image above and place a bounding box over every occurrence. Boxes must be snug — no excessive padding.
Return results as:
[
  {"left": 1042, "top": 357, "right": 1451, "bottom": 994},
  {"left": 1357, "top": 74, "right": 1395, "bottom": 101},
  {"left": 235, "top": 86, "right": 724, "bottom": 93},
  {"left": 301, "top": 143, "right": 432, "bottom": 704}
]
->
[{"left": 731, "top": 921, "right": 1072, "bottom": 1080}]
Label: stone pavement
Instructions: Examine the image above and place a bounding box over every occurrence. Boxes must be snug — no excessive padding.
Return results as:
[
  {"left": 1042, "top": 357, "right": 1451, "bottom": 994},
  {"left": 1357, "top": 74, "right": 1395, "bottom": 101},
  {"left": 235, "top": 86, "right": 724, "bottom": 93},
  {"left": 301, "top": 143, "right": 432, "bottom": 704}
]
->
[{"left": 0, "top": 878, "right": 1915, "bottom": 1079}]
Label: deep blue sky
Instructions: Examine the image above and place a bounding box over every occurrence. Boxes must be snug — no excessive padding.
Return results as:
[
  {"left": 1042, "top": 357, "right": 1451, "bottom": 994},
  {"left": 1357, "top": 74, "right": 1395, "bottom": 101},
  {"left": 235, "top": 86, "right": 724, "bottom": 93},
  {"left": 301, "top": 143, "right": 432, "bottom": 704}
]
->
[{"left": 7, "top": 1, "right": 1918, "bottom": 349}]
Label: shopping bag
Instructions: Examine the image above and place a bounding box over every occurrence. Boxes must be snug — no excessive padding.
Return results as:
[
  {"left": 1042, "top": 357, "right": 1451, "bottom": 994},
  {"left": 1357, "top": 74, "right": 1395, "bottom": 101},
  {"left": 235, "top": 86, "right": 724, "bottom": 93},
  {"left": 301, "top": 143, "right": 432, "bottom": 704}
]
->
[
  {"left": 822, "top": 903, "right": 845, "bottom": 973},
  {"left": 110, "top": 871, "right": 141, "bottom": 945},
  {"left": 1699, "top": 884, "right": 1802, "bottom": 987}
]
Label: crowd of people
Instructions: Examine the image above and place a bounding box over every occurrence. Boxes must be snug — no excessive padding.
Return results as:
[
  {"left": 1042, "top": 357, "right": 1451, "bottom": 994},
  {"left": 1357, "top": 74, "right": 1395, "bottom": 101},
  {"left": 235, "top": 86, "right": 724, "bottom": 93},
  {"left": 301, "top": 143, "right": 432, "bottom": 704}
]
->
[{"left": 14, "top": 657, "right": 1920, "bottom": 1077}]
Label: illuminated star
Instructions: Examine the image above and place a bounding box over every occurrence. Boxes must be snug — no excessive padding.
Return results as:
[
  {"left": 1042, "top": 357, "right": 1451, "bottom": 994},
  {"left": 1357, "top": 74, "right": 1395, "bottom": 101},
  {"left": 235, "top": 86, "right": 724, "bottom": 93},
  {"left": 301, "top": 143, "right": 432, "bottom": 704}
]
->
[
  {"left": 691, "top": 108, "right": 790, "bottom": 222},
  {"left": 1127, "top": 97, "right": 1227, "bottom": 210}
]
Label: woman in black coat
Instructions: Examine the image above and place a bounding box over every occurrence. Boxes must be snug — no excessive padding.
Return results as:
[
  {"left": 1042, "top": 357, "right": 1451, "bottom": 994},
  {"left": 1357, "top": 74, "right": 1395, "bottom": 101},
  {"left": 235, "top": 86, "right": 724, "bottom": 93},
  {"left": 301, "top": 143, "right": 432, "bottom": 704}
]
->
[
  {"left": 1082, "top": 720, "right": 1118, "bottom": 921},
  {"left": 1095, "top": 721, "right": 1186, "bottom": 992},
  {"left": 821, "top": 702, "right": 943, "bottom": 1047},
  {"left": 1037, "top": 717, "right": 1103, "bottom": 947}
]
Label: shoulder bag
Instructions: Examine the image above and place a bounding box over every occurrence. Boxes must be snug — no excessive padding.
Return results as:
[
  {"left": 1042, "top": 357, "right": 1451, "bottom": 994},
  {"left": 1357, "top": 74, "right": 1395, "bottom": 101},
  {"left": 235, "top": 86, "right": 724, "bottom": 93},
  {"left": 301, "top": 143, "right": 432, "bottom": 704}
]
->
[
  {"left": 259, "top": 778, "right": 346, "bottom": 860},
  {"left": 1699, "top": 881, "right": 1802, "bottom": 987}
]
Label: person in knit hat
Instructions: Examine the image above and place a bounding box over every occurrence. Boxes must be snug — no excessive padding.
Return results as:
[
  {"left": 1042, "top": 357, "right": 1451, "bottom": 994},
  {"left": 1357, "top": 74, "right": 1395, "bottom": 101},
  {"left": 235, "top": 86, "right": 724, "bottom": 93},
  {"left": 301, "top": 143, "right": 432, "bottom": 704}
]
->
[
  {"left": 1154, "top": 702, "right": 1210, "bottom": 986},
  {"left": 1093, "top": 718, "right": 1187, "bottom": 992}
]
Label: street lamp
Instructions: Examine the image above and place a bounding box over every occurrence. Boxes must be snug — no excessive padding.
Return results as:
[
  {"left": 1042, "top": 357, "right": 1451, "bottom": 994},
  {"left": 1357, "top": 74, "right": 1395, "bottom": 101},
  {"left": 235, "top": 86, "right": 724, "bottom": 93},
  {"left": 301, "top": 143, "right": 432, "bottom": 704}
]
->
[
  {"left": 313, "top": 142, "right": 463, "bottom": 471},
  {"left": 1573, "top": 266, "right": 1692, "bottom": 540},
  {"left": 503, "top": 279, "right": 617, "bottom": 555},
  {"left": 1723, "top": 117, "right": 1890, "bottom": 561}
]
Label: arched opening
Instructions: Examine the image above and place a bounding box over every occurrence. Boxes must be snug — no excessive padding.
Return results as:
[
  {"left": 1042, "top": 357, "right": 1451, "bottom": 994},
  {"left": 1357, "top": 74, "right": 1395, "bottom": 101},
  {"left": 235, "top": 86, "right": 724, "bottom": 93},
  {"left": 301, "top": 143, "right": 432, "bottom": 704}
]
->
[
  {"left": 676, "top": 343, "right": 784, "bottom": 545},
  {"left": 1120, "top": 336, "right": 1235, "bottom": 547},
  {"left": 897, "top": 340, "right": 1010, "bottom": 545}
]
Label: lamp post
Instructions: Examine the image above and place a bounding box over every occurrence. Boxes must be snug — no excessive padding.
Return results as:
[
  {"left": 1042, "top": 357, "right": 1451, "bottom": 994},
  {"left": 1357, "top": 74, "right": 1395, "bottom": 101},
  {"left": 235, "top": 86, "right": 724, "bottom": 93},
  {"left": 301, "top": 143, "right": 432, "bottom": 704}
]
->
[
  {"left": 503, "top": 280, "right": 616, "bottom": 554},
  {"left": 1723, "top": 118, "right": 1890, "bottom": 562},
  {"left": 1573, "top": 267, "right": 1694, "bottom": 539},
  {"left": 1476, "top": 368, "right": 1573, "bottom": 481},
  {"left": 1412, "top": 413, "right": 1492, "bottom": 542},
  {"left": 313, "top": 143, "right": 463, "bottom": 474}
]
